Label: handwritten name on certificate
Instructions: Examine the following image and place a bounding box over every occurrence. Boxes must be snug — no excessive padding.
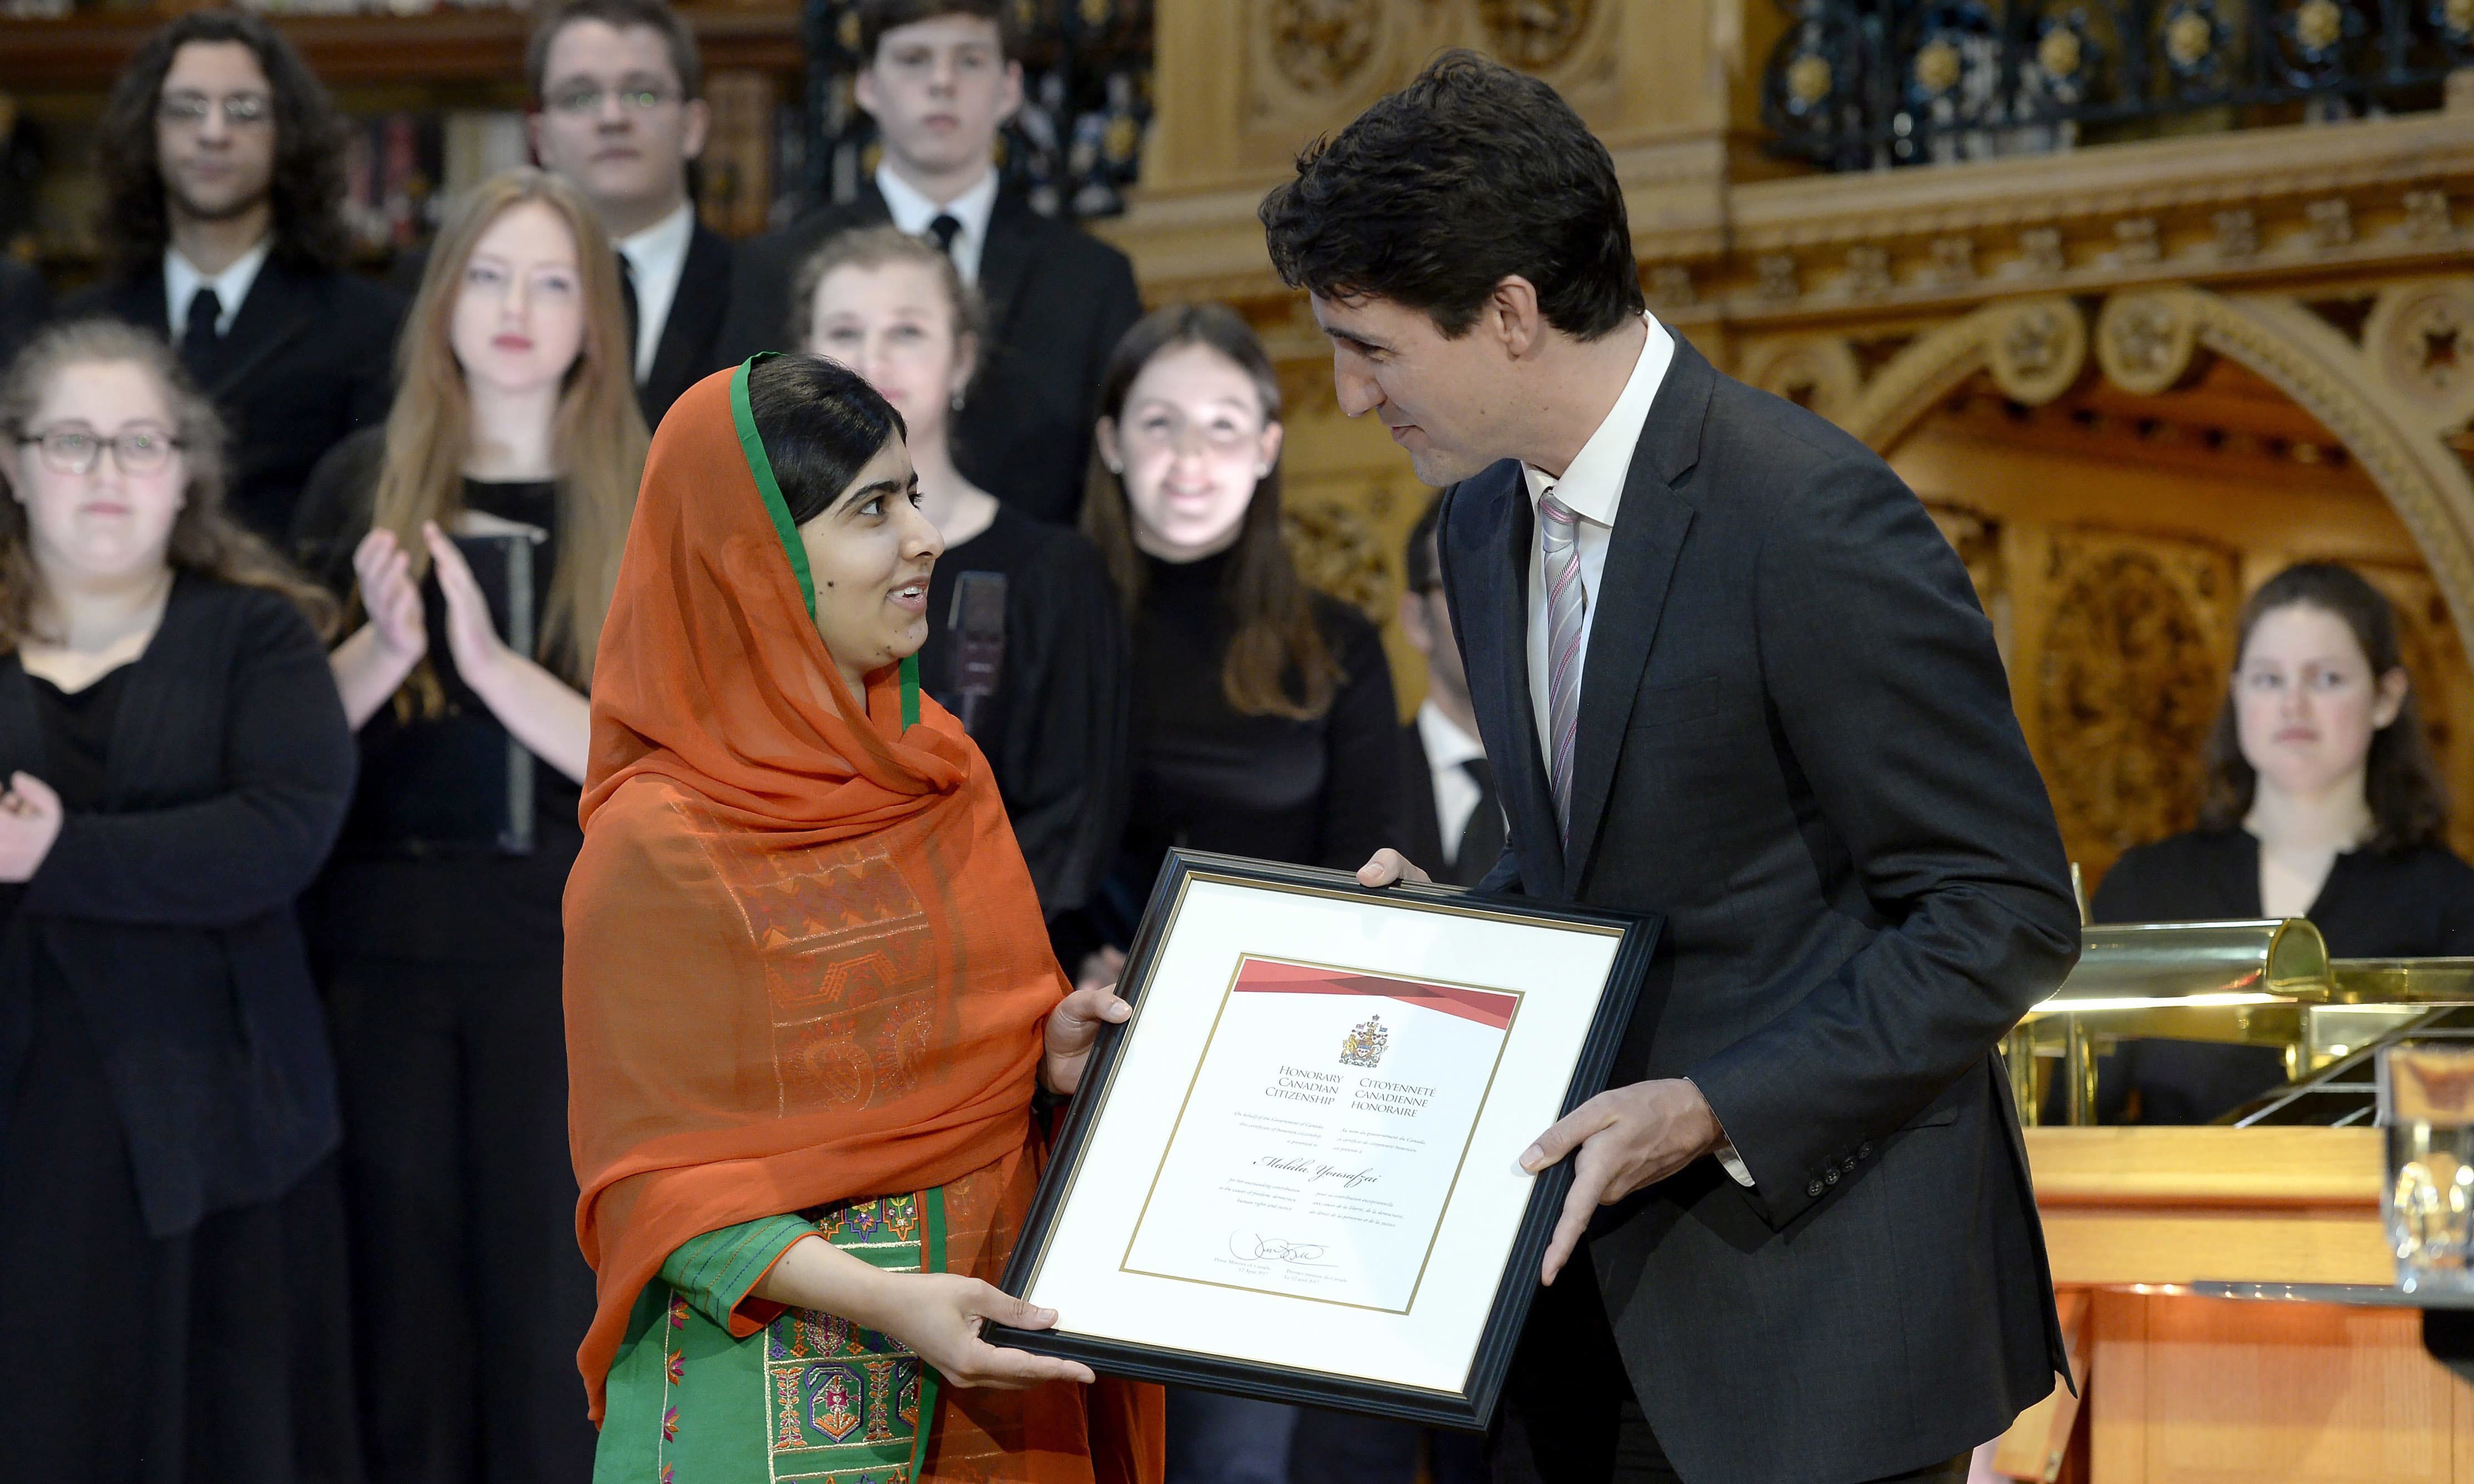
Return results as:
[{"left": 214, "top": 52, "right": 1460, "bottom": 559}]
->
[{"left": 1120, "top": 956, "right": 1520, "bottom": 1313}]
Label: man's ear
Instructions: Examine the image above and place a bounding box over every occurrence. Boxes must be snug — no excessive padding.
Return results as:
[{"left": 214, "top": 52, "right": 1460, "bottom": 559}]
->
[
  {"left": 996, "top": 58, "right": 1025, "bottom": 127},
  {"left": 853, "top": 64, "right": 882, "bottom": 122},
  {"left": 679, "top": 96, "right": 711, "bottom": 164},
  {"left": 525, "top": 108, "right": 547, "bottom": 166},
  {"left": 1490, "top": 275, "right": 1546, "bottom": 359},
  {"left": 1397, "top": 587, "right": 1436, "bottom": 656}
]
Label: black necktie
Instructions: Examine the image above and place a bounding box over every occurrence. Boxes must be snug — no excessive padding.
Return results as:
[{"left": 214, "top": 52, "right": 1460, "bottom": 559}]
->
[
  {"left": 616, "top": 251, "right": 643, "bottom": 382},
  {"left": 1453, "top": 756, "right": 1506, "bottom": 886},
  {"left": 926, "top": 214, "right": 962, "bottom": 258},
  {"left": 180, "top": 286, "right": 223, "bottom": 380}
]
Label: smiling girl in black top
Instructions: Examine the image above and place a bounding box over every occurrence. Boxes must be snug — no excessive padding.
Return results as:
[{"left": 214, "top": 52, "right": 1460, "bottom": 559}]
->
[{"left": 1077, "top": 303, "right": 1404, "bottom": 1484}]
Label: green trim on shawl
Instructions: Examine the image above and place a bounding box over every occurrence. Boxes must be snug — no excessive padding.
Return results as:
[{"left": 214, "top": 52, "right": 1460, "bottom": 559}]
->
[
  {"left": 907, "top": 1184, "right": 949, "bottom": 1478},
  {"left": 729, "top": 354, "right": 817, "bottom": 621},
  {"left": 899, "top": 654, "right": 921, "bottom": 730}
]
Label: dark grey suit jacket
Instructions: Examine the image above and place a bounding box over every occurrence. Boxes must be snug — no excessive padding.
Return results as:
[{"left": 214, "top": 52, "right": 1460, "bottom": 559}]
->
[
  {"left": 1440, "top": 337, "right": 2077, "bottom": 1482},
  {"left": 635, "top": 219, "right": 734, "bottom": 432},
  {"left": 718, "top": 184, "right": 1143, "bottom": 524},
  {"left": 59, "top": 258, "right": 400, "bottom": 540}
]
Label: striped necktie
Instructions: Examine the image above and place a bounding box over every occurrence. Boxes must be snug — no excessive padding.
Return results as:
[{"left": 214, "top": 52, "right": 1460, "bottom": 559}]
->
[{"left": 1538, "top": 490, "right": 1587, "bottom": 839}]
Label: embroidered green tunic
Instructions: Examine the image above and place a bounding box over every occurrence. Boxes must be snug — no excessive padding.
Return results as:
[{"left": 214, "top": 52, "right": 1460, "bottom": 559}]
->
[{"left": 594, "top": 1191, "right": 947, "bottom": 1484}]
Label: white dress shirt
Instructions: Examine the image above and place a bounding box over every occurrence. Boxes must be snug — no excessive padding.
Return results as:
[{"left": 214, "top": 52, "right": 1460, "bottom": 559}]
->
[
  {"left": 1416, "top": 699, "right": 1488, "bottom": 863},
  {"left": 165, "top": 238, "right": 271, "bottom": 339},
  {"left": 1515, "top": 313, "right": 1753, "bottom": 1189},
  {"left": 874, "top": 162, "right": 1000, "bottom": 286},
  {"left": 616, "top": 201, "right": 697, "bottom": 384},
  {"left": 1519, "top": 314, "right": 1674, "bottom": 762}
]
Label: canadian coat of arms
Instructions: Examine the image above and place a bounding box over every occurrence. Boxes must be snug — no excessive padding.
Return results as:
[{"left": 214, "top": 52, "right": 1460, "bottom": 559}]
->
[{"left": 1339, "top": 1014, "right": 1389, "bottom": 1069}]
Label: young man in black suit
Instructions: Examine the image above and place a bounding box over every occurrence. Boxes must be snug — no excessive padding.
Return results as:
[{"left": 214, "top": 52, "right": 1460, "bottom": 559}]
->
[
  {"left": 60, "top": 12, "right": 399, "bottom": 540},
  {"left": 526, "top": 0, "right": 733, "bottom": 431},
  {"left": 718, "top": 0, "right": 1142, "bottom": 524},
  {"left": 1268, "top": 54, "right": 2081, "bottom": 1484},
  {"left": 1397, "top": 494, "right": 1505, "bottom": 889}
]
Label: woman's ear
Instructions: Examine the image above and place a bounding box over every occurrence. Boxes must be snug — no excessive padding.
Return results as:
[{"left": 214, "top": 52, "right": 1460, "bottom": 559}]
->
[
  {"left": 951, "top": 330, "right": 980, "bottom": 400},
  {"left": 1254, "top": 418, "right": 1284, "bottom": 481},
  {"left": 2374, "top": 666, "right": 2410, "bottom": 729},
  {"left": 1096, "top": 415, "right": 1124, "bottom": 475}
]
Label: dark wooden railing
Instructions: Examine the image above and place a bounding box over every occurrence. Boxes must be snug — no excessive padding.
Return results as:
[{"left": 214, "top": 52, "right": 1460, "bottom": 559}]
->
[{"left": 1764, "top": 0, "right": 2474, "bottom": 170}]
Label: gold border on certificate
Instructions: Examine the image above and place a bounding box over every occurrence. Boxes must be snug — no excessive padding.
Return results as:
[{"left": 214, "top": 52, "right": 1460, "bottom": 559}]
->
[
  {"left": 1019, "top": 869, "right": 1621, "bottom": 1315},
  {"left": 1112, "top": 952, "right": 1523, "bottom": 1314}
]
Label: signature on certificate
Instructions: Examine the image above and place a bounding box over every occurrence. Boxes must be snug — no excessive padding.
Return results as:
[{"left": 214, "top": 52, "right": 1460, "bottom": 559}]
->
[{"left": 1231, "top": 1232, "right": 1337, "bottom": 1267}]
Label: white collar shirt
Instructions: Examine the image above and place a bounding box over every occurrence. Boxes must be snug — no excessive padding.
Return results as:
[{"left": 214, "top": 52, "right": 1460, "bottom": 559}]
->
[
  {"left": 165, "top": 238, "right": 272, "bottom": 339},
  {"left": 874, "top": 162, "right": 999, "bottom": 285},
  {"left": 1513, "top": 316, "right": 1754, "bottom": 1190},
  {"left": 1415, "top": 699, "right": 1488, "bottom": 865},
  {"left": 616, "top": 201, "right": 697, "bottom": 384},
  {"left": 1518, "top": 313, "right": 1675, "bottom": 771}
]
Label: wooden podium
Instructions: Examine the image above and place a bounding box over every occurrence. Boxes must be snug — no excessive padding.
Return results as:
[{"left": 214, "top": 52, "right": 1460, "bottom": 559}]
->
[{"left": 2008, "top": 1126, "right": 2472, "bottom": 1482}]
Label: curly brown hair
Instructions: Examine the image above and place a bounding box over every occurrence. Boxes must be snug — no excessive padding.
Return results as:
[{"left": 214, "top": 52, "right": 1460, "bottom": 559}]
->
[
  {"left": 0, "top": 320, "right": 339, "bottom": 649},
  {"left": 93, "top": 10, "right": 353, "bottom": 275},
  {"left": 2198, "top": 561, "right": 2447, "bottom": 854}
]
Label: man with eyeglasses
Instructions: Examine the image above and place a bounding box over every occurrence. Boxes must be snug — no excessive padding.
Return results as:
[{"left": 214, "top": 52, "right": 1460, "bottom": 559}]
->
[
  {"left": 717, "top": 0, "right": 1142, "bottom": 526},
  {"left": 525, "top": 0, "right": 734, "bottom": 429},
  {"left": 57, "top": 11, "right": 399, "bottom": 541}
]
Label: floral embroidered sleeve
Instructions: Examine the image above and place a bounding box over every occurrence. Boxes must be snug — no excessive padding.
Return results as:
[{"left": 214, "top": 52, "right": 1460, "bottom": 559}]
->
[{"left": 658, "top": 1215, "right": 815, "bottom": 1335}]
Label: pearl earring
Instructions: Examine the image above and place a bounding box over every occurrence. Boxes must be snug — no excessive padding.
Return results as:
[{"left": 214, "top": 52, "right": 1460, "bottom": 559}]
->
[{"left": 950, "top": 390, "right": 966, "bottom": 412}]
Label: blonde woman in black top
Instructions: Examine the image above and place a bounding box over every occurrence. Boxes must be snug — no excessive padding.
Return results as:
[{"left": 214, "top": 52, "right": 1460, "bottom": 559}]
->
[{"left": 290, "top": 167, "right": 645, "bottom": 1484}]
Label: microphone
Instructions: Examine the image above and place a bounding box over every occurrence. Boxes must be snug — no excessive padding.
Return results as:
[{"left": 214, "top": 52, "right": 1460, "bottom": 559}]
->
[{"left": 948, "top": 571, "right": 1008, "bottom": 735}]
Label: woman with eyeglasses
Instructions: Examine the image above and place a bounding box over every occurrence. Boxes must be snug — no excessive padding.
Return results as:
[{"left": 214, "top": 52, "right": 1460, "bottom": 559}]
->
[
  {"left": 0, "top": 319, "right": 360, "bottom": 1480},
  {"left": 288, "top": 167, "right": 644, "bottom": 1484},
  {"left": 1076, "top": 305, "right": 1405, "bottom": 1484}
]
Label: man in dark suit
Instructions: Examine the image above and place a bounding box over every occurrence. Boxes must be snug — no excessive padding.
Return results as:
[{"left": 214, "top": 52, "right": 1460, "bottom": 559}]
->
[
  {"left": 717, "top": 0, "right": 1142, "bottom": 525},
  {"left": 526, "top": 0, "right": 733, "bottom": 431},
  {"left": 59, "top": 11, "right": 398, "bottom": 541},
  {"left": 1265, "top": 55, "right": 2080, "bottom": 1484},
  {"left": 1398, "top": 493, "right": 1506, "bottom": 889}
]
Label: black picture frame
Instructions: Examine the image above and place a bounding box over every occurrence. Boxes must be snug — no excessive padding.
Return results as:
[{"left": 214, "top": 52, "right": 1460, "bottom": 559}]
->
[{"left": 988, "top": 848, "right": 1659, "bottom": 1432}]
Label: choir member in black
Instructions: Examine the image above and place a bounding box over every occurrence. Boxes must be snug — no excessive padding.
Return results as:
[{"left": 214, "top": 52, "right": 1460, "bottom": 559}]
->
[
  {"left": 1393, "top": 494, "right": 1503, "bottom": 890},
  {"left": 2093, "top": 561, "right": 2474, "bottom": 1123},
  {"left": 719, "top": 0, "right": 1142, "bottom": 524},
  {"left": 526, "top": 0, "right": 734, "bottom": 429},
  {"left": 290, "top": 170, "right": 645, "bottom": 1484},
  {"left": 1079, "top": 303, "right": 1404, "bottom": 1484},
  {"left": 798, "top": 224, "right": 1129, "bottom": 927},
  {"left": 61, "top": 11, "right": 398, "bottom": 540},
  {"left": 0, "top": 319, "right": 359, "bottom": 1482}
]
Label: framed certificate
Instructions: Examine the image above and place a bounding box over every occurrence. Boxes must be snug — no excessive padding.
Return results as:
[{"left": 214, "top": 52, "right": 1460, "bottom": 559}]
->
[{"left": 991, "top": 849, "right": 1657, "bottom": 1429}]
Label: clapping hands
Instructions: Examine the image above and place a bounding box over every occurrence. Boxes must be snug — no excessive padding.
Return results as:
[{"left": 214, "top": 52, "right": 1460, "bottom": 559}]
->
[
  {"left": 421, "top": 521, "right": 511, "bottom": 684},
  {"left": 352, "top": 527, "right": 425, "bottom": 664}
]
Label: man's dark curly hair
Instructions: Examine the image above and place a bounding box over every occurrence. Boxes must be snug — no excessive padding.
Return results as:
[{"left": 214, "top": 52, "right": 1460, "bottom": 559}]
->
[
  {"left": 1260, "top": 50, "right": 1641, "bottom": 342},
  {"left": 95, "top": 11, "right": 353, "bottom": 275}
]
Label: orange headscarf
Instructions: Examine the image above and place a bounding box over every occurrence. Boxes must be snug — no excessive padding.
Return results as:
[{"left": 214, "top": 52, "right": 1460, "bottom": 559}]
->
[{"left": 563, "top": 362, "right": 1159, "bottom": 1481}]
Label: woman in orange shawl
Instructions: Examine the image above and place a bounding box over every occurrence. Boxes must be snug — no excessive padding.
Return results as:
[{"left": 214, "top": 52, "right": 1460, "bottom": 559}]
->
[{"left": 565, "top": 352, "right": 1161, "bottom": 1483}]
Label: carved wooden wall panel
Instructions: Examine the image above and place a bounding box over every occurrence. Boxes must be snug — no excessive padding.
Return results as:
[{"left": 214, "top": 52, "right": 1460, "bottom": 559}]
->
[{"left": 2006, "top": 527, "right": 2243, "bottom": 886}]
